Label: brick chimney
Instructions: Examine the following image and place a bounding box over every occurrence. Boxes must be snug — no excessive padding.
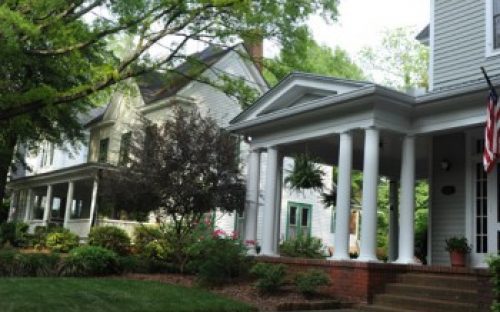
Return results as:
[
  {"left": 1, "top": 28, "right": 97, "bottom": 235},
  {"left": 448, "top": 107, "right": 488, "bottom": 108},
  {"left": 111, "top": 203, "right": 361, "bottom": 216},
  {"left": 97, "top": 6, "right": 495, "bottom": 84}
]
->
[{"left": 243, "top": 31, "right": 263, "bottom": 72}]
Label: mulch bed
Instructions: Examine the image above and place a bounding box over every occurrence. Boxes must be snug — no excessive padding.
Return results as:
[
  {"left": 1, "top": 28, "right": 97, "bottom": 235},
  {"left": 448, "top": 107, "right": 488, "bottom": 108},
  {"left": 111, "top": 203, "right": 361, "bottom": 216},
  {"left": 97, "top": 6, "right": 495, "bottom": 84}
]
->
[{"left": 120, "top": 273, "right": 344, "bottom": 311}]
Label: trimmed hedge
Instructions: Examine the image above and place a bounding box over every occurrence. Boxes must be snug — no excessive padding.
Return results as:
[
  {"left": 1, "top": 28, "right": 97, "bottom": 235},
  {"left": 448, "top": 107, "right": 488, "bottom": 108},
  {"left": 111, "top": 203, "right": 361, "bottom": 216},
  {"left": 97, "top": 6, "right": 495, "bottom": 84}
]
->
[
  {"left": 60, "top": 246, "right": 121, "bottom": 277},
  {"left": 89, "top": 226, "right": 131, "bottom": 255},
  {"left": 0, "top": 250, "right": 59, "bottom": 277}
]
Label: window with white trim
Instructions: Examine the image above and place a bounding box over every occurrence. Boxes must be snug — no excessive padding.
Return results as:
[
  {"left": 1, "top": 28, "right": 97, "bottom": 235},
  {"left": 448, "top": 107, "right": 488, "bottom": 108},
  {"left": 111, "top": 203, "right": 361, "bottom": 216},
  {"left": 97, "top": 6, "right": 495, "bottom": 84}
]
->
[{"left": 487, "top": 0, "right": 500, "bottom": 55}]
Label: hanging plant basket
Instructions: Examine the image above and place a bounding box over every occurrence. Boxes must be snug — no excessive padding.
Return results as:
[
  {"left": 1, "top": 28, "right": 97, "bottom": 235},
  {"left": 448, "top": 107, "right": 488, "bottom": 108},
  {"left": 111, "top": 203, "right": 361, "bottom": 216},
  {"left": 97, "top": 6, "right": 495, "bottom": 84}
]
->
[{"left": 285, "top": 154, "right": 324, "bottom": 191}]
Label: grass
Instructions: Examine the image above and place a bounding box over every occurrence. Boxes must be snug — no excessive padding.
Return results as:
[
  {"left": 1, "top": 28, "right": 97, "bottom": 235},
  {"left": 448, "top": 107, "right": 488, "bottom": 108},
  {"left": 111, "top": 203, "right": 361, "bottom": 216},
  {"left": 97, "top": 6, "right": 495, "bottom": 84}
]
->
[{"left": 0, "top": 278, "right": 256, "bottom": 312}]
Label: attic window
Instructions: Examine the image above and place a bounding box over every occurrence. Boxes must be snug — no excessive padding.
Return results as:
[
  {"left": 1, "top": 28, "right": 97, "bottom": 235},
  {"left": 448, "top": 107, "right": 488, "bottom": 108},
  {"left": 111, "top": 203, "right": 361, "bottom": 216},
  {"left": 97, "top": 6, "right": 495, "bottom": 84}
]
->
[
  {"left": 487, "top": 0, "right": 500, "bottom": 56},
  {"left": 494, "top": 0, "right": 500, "bottom": 49}
]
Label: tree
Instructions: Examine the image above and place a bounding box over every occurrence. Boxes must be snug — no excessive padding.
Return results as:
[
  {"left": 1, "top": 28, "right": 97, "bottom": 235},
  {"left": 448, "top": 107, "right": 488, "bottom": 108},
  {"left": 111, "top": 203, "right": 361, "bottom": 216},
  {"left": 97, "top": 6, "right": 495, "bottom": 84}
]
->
[
  {"left": 359, "top": 26, "right": 429, "bottom": 90},
  {"left": 265, "top": 30, "right": 364, "bottom": 85},
  {"left": 99, "top": 106, "right": 244, "bottom": 270},
  {"left": 0, "top": 0, "right": 340, "bottom": 203}
]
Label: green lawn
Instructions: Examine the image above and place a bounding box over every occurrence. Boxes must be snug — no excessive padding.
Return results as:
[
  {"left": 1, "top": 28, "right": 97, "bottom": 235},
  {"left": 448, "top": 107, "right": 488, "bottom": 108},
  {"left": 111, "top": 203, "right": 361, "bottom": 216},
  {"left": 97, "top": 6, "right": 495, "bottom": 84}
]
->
[{"left": 0, "top": 278, "right": 256, "bottom": 312}]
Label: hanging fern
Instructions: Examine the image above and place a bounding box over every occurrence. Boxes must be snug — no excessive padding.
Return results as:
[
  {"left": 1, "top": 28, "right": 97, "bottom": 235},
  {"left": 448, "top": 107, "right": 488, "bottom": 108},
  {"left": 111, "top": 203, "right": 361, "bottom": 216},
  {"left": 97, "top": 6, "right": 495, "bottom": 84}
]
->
[
  {"left": 321, "top": 189, "right": 337, "bottom": 207},
  {"left": 285, "top": 154, "right": 324, "bottom": 191}
]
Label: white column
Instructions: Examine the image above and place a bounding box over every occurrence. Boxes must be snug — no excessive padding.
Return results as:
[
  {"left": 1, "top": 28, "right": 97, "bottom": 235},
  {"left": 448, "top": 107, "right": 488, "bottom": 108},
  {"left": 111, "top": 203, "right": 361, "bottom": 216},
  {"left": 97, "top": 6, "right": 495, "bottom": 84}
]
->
[
  {"left": 7, "top": 191, "right": 16, "bottom": 222},
  {"left": 332, "top": 131, "right": 353, "bottom": 260},
  {"left": 272, "top": 154, "right": 284, "bottom": 254},
  {"left": 395, "top": 135, "right": 417, "bottom": 264},
  {"left": 24, "top": 189, "right": 33, "bottom": 222},
  {"left": 358, "top": 127, "right": 380, "bottom": 262},
  {"left": 261, "top": 146, "right": 279, "bottom": 256},
  {"left": 388, "top": 180, "right": 399, "bottom": 262},
  {"left": 63, "top": 181, "right": 74, "bottom": 229},
  {"left": 88, "top": 178, "right": 99, "bottom": 233},
  {"left": 244, "top": 150, "right": 261, "bottom": 255},
  {"left": 42, "top": 185, "right": 53, "bottom": 226}
]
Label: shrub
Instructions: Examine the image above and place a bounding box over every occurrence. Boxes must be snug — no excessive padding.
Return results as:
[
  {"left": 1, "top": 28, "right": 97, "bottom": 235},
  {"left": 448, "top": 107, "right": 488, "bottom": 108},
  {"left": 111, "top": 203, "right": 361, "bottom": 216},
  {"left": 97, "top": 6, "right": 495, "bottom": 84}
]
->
[
  {"left": 295, "top": 269, "right": 330, "bottom": 298},
  {"left": 89, "top": 226, "right": 131, "bottom": 255},
  {"left": 60, "top": 245, "right": 121, "bottom": 276},
  {"left": 133, "top": 225, "right": 163, "bottom": 255},
  {"left": 0, "top": 250, "right": 60, "bottom": 277},
  {"left": 279, "top": 236, "right": 325, "bottom": 259},
  {"left": 445, "top": 236, "right": 471, "bottom": 253},
  {"left": 46, "top": 230, "right": 79, "bottom": 252},
  {"left": 0, "top": 222, "right": 29, "bottom": 247},
  {"left": 488, "top": 255, "right": 500, "bottom": 312},
  {"left": 188, "top": 229, "right": 250, "bottom": 286},
  {"left": 250, "top": 263, "right": 287, "bottom": 294}
]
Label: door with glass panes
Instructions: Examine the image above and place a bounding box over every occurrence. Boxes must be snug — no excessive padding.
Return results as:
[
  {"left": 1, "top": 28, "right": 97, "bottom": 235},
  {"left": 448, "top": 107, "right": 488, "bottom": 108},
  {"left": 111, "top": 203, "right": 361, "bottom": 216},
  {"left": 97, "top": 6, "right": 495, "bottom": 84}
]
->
[{"left": 286, "top": 202, "right": 312, "bottom": 239}]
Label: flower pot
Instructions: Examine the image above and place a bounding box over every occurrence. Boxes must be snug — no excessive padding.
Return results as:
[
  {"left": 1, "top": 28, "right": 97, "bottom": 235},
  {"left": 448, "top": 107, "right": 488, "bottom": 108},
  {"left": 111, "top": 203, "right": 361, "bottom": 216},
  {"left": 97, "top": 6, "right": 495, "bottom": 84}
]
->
[{"left": 449, "top": 250, "right": 466, "bottom": 267}]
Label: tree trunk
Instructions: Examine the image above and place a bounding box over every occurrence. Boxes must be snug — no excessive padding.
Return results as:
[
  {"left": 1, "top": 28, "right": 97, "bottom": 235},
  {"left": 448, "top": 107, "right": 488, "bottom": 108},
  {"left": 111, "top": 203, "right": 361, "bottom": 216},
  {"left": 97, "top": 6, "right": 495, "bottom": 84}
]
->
[{"left": 0, "top": 134, "right": 18, "bottom": 204}]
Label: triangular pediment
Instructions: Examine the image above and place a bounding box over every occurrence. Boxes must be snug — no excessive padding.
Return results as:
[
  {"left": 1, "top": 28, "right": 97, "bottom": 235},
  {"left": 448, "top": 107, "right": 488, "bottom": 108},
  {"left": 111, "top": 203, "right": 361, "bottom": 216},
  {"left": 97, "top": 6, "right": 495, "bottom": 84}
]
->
[{"left": 231, "top": 72, "right": 371, "bottom": 124}]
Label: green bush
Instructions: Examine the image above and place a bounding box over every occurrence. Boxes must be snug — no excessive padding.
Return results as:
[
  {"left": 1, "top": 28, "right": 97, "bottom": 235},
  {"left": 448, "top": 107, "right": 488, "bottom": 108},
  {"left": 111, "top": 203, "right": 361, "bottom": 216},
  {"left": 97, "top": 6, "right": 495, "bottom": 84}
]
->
[
  {"left": 250, "top": 263, "right": 287, "bottom": 294},
  {"left": 295, "top": 269, "right": 330, "bottom": 298},
  {"left": 0, "top": 222, "right": 29, "bottom": 247},
  {"left": 488, "top": 255, "right": 500, "bottom": 312},
  {"left": 133, "top": 225, "right": 165, "bottom": 257},
  {"left": 0, "top": 201, "right": 9, "bottom": 224},
  {"left": 118, "top": 255, "right": 176, "bottom": 274},
  {"left": 279, "top": 236, "right": 325, "bottom": 259},
  {"left": 89, "top": 226, "right": 131, "bottom": 255},
  {"left": 45, "top": 230, "right": 79, "bottom": 252},
  {"left": 60, "top": 245, "right": 121, "bottom": 276},
  {"left": 0, "top": 250, "right": 60, "bottom": 277},
  {"left": 188, "top": 232, "right": 250, "bottom": 286}
]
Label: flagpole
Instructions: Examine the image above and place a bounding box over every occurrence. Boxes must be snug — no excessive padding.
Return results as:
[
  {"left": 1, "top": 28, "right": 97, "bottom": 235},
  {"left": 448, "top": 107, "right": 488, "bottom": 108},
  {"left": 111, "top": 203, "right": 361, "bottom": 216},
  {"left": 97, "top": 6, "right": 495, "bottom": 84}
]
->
[{"left": 481, "top": 66, "right": 495, "bottom": 91}]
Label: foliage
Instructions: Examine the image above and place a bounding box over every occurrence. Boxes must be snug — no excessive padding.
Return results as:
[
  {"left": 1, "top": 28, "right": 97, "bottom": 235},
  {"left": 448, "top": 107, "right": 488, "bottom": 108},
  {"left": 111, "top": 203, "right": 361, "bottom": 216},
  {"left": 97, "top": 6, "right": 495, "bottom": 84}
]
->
[
  {"left": 0, "top": 278, "right": 257, "bottom": 312},
  {"left": 89, "top": 226, "right": 131, "bottom": 255},
  {"left": 100, "top": 108, "right": 244, "bottom": 271},
  {"left": 285, "top": 154, "right": 324, "bottom": 191},
  {"left": 188, "top": 228, "right": 250, "bottom": 286},
  {"left": 0, "top": 250, "right": 59, "bottom": 277},
  {"left": 0, "top": 0, "right": 340, "bottom": 206},
  {"left": 359, "top": 26, "right": 429, "bottom": 90},
  {"left": 264, "top": 29, "right": 363, "bottom": 86},
  {"left": 415, "top": 181, "right": 429, "bottom": 263},
  {"left": 0, "top": 221, "right": 29, "bottom": 247},
  {"left": 133, "top": 225, "right": 165, "bottom": 258},
  {"left": 0, "top": 200, "right": 8, "bottom": 223},
  {"left": 295, "top": 269, "right": 331, "bottom": 298},
  {"left": 488, "top": 256, "right": 500, "bottom": 312},
  {"left": 60, "top": 246, "right": 121, "bottom": 277},
  {"left": 445, "top": 236, "right": 471, "bottom": 254},
  {"left": 279, "top": 236, "right": 325, "bottom": 259},
  {"left": 250, "top": 263, "right": 287, "bottom": 294},
  {"left": 118, "top": 254, "right": 175, "bottom": 274},
  {"left": 45, "top": 230, "right": 79, "bottom": 253}
]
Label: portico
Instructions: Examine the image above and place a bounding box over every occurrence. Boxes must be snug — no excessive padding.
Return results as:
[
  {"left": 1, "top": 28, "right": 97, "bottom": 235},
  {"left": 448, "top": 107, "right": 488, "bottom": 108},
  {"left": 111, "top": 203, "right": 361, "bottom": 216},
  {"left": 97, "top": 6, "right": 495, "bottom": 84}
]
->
[{"left": 230, "top": 73, "right": 434, "bottom": 263}]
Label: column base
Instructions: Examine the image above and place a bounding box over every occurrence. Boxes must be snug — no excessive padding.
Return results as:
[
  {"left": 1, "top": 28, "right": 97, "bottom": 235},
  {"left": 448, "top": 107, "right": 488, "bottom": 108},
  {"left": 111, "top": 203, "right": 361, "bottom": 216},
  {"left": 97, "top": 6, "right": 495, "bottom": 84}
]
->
[
  {"left": 356, "top": 256, "right": 381, "bottom": 263},
  {"left": 259, "top": 251, "right": 280, "bottom": 257},
  {"left": 393, "top": 258, "right": 419, "bottom": 265},
  {"left": 329, "top": 255, "right": 351, "bottom": 261},
  {"left": 246, "top": 247, "right": 257, "bottom": 256}
]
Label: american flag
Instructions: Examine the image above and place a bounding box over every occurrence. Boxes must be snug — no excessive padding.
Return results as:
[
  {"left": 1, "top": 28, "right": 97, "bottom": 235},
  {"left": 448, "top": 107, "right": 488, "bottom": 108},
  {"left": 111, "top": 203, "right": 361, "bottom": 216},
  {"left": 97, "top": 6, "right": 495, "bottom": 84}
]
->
[{"left": 483, "top": 84, "right": 499, "bottom": 173}]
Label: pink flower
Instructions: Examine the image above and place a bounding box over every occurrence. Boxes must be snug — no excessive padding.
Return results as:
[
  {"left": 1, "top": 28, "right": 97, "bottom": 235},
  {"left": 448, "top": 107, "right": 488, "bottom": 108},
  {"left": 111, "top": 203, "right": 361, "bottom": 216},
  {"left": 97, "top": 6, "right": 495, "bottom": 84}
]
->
[
  {"left": 212, "top": 229, "right": 226, "bottom": 239},
  {"left": 245, "top": 240, "right": 256, "bottom": 246},
  {"left": 231, "top": 231, "right": 239, "bottom": 240}
]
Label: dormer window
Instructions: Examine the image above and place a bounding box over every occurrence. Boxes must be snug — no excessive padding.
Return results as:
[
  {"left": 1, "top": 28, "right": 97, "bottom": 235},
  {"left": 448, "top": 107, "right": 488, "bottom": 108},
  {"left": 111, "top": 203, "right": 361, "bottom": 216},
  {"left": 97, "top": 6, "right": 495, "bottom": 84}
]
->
[{"left": 487, "top": 0, "right": 500, "bottom": 56}]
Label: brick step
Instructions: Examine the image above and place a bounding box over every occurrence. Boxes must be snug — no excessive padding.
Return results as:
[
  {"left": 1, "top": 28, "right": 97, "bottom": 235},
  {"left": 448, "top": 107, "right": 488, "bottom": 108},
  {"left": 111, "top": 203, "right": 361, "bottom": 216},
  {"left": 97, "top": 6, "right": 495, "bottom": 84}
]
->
[
  {"left": 398, "top": 273, "right": 477, "bottom": 290},
  {"left": 373, "top": 294, "right": 477, "bottom": 312},
  {"left": 358, "top": 305, "right": 416, "bottom": 312},
  {"left": 385, "top": 283, "right": 477, "bottom": 302}
]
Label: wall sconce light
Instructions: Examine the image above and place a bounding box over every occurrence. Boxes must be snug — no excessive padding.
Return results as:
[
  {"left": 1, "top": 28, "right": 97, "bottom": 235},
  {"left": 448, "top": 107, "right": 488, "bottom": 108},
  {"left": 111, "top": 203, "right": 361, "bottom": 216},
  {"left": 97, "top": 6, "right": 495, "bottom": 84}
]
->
[
  {"left": 244, "top": 135, "right": 252, "bottom": 143},
  {"left": 441, "top": 159, "right": 451, "bottom": 171}
]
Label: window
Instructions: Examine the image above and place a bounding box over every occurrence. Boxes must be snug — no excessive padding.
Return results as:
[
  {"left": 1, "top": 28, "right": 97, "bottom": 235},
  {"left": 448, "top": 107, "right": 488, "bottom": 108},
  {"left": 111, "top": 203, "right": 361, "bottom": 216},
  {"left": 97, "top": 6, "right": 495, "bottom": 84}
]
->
[
  {"left": 98, "top": 138, "right": 109, "bottom": 163},
  {"left": 330, "top": 207, "right": 336, "bottom": 233},
  {"left": 118, "top": 132, "right": 132, "bottom": 165},
  {"left": 487, "top": 0, "right": 500, "bottom": 55},
  {"left": 40, "top": 142, "right": 54, "bottom": 167},
  {"left": 286, "top": 202, "right": 312, "bottom": 239},
  {"left": 234, "top": 210, "right": 245, "bottom": 239}
]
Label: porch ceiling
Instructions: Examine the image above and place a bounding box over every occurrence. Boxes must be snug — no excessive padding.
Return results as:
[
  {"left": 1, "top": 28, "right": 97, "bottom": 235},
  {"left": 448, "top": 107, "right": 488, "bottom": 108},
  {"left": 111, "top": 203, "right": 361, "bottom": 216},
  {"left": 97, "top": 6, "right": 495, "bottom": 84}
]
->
[{"left": 278, "top": 129, "right": 430, "bottom": 180}]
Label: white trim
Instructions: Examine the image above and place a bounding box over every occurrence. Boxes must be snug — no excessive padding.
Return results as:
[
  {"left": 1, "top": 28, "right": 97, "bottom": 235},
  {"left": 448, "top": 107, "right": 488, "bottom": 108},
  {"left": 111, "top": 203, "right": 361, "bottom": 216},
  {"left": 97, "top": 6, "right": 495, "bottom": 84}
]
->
[
  {"left": 485, "top": 0, "right": 500, "bottom": 57},
  {"left": 464, "top": 130, "right": 473, "bottom": 262},
  {"left": 427, "top": 135, "right": 433, "bottom": 264},
  {"left": 429, "top": 0, "right": 435, "bottom": 91}
]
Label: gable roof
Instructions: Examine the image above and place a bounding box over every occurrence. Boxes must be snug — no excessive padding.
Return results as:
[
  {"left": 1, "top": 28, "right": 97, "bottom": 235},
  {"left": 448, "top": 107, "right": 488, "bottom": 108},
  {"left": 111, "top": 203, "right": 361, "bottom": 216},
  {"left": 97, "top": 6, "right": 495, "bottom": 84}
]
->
[
  {"left": 416, "top": 24, "right": 430, "bottom": 45},
  {"left": 138, "top": 45, "right": 232, "bottom": 104},
  {"left": 230, "top": 72, "right": 374, "bottom": 125}
]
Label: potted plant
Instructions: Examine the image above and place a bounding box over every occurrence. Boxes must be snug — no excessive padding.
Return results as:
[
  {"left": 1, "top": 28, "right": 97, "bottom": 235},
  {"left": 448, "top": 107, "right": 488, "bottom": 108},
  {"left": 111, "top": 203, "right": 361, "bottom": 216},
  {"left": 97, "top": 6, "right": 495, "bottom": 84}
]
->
[{"left": 445, "top": 236, "right": 471, "bottom": 267}]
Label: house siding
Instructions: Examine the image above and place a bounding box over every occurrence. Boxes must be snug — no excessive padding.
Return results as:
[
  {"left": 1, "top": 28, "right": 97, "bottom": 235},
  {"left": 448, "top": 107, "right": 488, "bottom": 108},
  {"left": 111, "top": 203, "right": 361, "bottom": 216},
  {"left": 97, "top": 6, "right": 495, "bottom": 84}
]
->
[
  {"left": 433, "top": 0, "right": 500, "bottom": 89},
  {"left": 430, "top": 133, "right": 466, "bottom": 265}
]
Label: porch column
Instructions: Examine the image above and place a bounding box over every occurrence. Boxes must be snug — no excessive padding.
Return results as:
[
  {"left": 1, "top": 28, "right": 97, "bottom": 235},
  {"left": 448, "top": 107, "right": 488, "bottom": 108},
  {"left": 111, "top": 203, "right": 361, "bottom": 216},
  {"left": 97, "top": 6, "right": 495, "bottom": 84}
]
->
[
  {"left": 42, "top": 185, "right": 53, "bottom": 226},
  {"left": 7, "top": 191, "right": 16, "bottom": 222},
  {"left": 63, "top": 181, "right": 74, "bottom": 229},
  {"left": 395, "top": 135, "right": 417, "bottom": 264},
  {"left": 244, "top": 150, "right": 261, "bottom": 255},
  {"left": 332, "top": 131, "right": 353, "bottom": 260},
  {"left": 88, "top": 178, "right": 99, "bottom": 232},
  {"left": 24, "top": 189, "right": 33, "bottom": 222},
  {"left": 261, "top": 146, "right": 279, "bottom": 256},
  {"left": 273, "top": 154, "right": 284, "bottom": 254},
  {"left": 358, "top": 127, "right": 380, "bottom": 262},
  {"left": 388, "top": 180, "right": 399, "bottom": 262}
]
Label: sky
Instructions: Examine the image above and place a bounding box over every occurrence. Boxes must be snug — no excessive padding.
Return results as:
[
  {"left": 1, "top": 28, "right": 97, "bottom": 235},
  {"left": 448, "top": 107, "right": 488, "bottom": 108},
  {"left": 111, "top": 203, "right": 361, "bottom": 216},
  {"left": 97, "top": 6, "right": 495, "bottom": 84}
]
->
[{"left": 266, "top": 0, "right": 430, "bottom": 60}]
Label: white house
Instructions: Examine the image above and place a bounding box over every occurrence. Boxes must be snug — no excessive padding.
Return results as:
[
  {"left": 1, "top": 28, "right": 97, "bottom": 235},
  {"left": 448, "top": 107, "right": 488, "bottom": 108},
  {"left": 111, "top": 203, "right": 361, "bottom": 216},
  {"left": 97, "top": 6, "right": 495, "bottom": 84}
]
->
[{"left": 6, "top": 43, "right": 355, "bottom": 252}]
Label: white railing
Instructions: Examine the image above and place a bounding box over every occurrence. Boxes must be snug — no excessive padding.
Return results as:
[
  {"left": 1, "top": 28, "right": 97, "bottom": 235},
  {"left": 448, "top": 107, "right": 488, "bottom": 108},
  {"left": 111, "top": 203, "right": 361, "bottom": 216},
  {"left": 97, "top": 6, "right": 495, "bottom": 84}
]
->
[
  {"left": 97, "top": 219, "right": 155, "bottom": 238},
  {"left": 66, "top": 219, "right": 91, "bottom": 238}
]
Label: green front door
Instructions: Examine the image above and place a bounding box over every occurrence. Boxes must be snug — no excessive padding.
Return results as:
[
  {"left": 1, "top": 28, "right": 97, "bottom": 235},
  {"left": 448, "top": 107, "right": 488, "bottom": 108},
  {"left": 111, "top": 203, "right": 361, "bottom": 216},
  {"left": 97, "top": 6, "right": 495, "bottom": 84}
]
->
[{"left": 286, "top": 202, "right": 312, "bottom": 239}]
